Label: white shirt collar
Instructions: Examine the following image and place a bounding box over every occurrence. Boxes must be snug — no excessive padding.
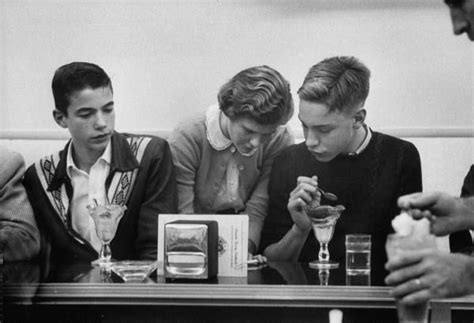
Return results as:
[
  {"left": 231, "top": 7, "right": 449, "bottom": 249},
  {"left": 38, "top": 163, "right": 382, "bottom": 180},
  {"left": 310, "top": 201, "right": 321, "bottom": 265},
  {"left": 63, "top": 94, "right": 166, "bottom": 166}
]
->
[
  {"left": 66, "top": 140, "right": 112, "bottom": 177},
  {"left": 205, "top": 104, "right": 233, "bottom": 151},
  {"left": 348, "top": 124, "right": 372, "bottom": 156}
]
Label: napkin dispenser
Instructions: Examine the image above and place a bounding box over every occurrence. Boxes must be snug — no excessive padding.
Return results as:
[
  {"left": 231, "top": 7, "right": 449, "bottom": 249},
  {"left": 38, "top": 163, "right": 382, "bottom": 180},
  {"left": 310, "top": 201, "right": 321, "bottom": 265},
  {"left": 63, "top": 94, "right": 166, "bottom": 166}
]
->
[{"left": 164, "top": 220, "right": 218, "bottom": 279}]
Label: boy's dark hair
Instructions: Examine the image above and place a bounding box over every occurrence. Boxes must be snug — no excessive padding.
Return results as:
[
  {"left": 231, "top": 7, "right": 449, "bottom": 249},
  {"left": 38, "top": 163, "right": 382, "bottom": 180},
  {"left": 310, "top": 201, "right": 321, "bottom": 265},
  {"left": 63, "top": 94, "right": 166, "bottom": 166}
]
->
[
  {"left": 52, "top": 62, "right": 112, "bottom": 114},
  {"left": 298, "top": 56, "right": 370, "bottom": 113},
  {"left": 217, "top": 65, "right": 294, "bottom": 126}
]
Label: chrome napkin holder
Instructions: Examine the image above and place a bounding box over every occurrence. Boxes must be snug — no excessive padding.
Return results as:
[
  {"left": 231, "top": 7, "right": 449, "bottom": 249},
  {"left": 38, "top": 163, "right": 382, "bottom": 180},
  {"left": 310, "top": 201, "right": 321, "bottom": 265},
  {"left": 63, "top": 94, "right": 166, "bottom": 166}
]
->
[{"left": 164, "top": 220, "right": 218, "bottom": 279}]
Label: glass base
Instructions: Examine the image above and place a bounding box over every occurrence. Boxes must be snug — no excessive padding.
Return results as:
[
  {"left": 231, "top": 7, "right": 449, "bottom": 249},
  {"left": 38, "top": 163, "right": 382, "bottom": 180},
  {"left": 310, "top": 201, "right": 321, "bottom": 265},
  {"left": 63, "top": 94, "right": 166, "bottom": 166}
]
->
[
  {"left": 309, "top": 260, "right": 339, "bottom": 269},
  {"left": 91, "top": 258, "right": 113, "bottom": 268}
]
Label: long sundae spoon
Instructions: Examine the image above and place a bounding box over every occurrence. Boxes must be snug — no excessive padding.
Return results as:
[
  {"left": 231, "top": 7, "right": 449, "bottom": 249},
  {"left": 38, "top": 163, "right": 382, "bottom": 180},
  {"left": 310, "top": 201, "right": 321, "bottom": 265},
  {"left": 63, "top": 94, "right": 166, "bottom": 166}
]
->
[{"left": 318, "top": 187, "right": 338, "bottom": 202}]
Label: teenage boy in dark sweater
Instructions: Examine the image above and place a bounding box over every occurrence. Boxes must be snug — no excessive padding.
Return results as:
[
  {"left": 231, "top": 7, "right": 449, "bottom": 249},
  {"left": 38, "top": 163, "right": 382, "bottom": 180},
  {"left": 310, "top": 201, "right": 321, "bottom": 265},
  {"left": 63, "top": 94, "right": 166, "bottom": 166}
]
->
[{"left": 259, "top": 56, "right": 422, "bottom": 276}]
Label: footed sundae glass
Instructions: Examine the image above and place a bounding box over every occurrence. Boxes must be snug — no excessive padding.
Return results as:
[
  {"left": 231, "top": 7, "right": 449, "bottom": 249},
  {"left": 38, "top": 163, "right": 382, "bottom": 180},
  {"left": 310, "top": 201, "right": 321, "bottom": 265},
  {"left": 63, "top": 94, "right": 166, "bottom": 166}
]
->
[
  {"left": 318, "top": 269, "right": 330, "bottom": 285},
  {"left": 306, "top": 204, "right": 345, "bottom": 269},
  {"left": 87, "top": 201, "right": 127, "bottom": 267}
]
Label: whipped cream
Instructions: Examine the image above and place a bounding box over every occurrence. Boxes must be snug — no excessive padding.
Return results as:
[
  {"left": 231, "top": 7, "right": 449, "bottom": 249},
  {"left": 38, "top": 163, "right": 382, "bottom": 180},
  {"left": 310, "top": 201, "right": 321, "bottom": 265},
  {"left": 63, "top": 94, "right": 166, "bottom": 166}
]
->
[{"left": 391, "top": 211, "right": 430, "bottom": 237}]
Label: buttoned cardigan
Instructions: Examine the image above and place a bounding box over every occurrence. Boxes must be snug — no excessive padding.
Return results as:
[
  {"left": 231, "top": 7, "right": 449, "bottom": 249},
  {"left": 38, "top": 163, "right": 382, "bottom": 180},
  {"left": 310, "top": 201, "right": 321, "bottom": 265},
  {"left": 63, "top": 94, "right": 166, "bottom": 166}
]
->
[
  {"left": 24, "top": 131, "right": 177, "bottom": 263},
  {"left": 168, "top": 105, "right": 294, "bottom": 250}
]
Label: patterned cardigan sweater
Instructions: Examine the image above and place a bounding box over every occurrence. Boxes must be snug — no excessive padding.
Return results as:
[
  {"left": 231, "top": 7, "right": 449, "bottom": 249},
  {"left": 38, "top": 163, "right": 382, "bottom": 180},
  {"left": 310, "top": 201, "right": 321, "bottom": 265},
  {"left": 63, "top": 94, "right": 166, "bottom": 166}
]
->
[{"left": 24, "top": 132, "right": 177, "bottom": 263}]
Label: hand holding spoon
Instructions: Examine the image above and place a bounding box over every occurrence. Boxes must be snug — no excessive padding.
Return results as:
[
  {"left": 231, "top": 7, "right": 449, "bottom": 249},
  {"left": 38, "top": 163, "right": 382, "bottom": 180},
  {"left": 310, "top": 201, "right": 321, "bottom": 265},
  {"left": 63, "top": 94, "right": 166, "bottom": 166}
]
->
[{"left": 318, "top": 187, "right": 338, "bottom": 202}]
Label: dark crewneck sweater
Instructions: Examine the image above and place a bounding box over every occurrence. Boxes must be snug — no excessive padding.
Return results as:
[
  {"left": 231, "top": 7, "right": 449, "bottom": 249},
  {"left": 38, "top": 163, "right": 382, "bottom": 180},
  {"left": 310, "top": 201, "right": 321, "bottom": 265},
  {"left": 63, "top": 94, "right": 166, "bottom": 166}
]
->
[
  {"left": 449, "top": 165, "right": 474, "bottom": 252},
  {"left": 260, "top": 131, "right": 422, "bottom": 277}
]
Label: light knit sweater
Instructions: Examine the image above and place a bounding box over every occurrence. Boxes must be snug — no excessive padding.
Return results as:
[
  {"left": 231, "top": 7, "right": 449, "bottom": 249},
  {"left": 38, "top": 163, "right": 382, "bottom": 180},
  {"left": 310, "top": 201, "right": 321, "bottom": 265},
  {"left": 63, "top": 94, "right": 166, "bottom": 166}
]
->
[{"left": 168, "top": 105, "right": 294, "bottom": 250}]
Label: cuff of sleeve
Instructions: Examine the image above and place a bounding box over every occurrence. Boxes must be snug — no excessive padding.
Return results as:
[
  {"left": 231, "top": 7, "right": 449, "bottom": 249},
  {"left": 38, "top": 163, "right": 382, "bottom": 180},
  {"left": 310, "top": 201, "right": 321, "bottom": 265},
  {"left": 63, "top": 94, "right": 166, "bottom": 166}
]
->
[{"left": 248, "top": 239, "right": 257, "bottom": 254}]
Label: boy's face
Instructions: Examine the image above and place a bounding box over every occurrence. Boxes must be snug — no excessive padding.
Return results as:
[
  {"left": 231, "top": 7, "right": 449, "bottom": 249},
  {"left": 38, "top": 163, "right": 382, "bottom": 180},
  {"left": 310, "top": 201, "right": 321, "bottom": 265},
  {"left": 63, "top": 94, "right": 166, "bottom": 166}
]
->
[
  {"left": 227, "top": 117, "right": 279, "bottom": 156},
  {"left": 54, "top": 86, "right": 115, "bottom": 158},
  {"left": 299, "top": 99, "right": 360, "bottom": 162}
]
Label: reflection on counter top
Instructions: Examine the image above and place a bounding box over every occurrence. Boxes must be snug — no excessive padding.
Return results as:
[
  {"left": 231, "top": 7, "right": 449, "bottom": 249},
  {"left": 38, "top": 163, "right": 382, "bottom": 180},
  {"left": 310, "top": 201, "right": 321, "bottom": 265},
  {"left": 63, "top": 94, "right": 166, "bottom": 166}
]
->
[
  {"left": 3, "top": 260, "right": 474, "bottom": 323},
  {"left": 2, "top": 260, "right": 384, "bottom": 286}
]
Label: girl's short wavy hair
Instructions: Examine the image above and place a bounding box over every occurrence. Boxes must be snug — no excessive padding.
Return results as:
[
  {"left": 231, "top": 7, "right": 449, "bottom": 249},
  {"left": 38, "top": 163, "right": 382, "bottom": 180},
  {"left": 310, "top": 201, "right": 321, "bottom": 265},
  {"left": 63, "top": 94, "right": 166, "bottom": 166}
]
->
[
  {"left": 217, "top": 65, "right": 294, "bottom": 125},
  {"left": 298, "top": 56, "right": 370, "bottom": 113}
]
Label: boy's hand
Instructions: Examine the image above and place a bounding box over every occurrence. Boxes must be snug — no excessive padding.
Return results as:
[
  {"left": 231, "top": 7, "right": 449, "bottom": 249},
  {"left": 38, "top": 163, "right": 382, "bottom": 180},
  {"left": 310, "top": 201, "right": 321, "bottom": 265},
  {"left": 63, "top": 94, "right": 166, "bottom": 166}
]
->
[{"left": 287, "top": 176, "right": 320, "bottom": 234}]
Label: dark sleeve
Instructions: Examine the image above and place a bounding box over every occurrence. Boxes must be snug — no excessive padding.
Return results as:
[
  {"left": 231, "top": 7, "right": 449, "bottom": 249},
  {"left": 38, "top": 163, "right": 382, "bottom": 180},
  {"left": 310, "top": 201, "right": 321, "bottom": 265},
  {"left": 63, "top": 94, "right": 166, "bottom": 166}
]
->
[
  {"left": 23, "top": 165, "right": 54, "bottom": 263},
  {"left": 461, "top": 165, "right": 474, "bottom": 197},
  {"left": 450, "top": 165, "right": 474, "bottom": 252},
  {"left": 136, "top": 138, "right": 178, "bottom": 259},
  {"left": 258, "top": 149, "right": 295, "bottom": 254},
  {"left": 398, "top": 142, "right": 423, "bottom": 196}
]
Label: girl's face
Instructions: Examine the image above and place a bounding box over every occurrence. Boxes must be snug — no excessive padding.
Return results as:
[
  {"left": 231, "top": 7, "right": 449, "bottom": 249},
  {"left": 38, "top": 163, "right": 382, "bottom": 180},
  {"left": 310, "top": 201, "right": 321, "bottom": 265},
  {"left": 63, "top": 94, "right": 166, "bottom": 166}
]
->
[{"left": 223, "top": 115, "right": 279, "bottom": 156}]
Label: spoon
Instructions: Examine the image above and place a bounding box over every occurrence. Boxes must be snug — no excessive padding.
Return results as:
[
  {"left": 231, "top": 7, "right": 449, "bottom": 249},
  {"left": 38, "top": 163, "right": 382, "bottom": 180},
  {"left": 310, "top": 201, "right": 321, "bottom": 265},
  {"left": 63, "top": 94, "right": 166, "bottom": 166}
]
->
[{"left": 317, "top": 187, "right": 338, "bottom": 201}]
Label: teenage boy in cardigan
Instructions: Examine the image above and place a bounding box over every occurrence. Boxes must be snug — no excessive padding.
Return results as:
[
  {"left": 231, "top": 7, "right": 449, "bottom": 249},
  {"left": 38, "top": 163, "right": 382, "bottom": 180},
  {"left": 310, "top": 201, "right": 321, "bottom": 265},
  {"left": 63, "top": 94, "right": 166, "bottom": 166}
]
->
[
  {"left": 260, "top": 56, "right": 422, "bottom": 276},
  {"left": 24, "top": 62, "right": 177, "bottom": 263}
]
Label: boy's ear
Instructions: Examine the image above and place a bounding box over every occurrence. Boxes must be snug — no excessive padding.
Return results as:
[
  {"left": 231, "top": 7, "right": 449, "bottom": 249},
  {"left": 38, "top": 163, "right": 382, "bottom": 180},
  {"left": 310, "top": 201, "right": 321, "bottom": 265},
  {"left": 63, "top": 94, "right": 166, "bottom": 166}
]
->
[
  {"left": 53, "top": 109, "right": 68, "bottom": 128},
  {"left": 353, "top": 109, "right": 366, "bottom": 128}
]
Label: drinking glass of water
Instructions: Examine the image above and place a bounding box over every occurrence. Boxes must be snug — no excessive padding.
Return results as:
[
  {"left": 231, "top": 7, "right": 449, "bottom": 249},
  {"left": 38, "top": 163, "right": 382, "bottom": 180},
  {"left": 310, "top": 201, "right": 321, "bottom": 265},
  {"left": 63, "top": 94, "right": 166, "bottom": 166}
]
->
[
  {"left": 345, "top": 234, "right": 371, "bottom": 275},
  {"left": 385, "top": 233, "right": 436, "bottom": 323}
]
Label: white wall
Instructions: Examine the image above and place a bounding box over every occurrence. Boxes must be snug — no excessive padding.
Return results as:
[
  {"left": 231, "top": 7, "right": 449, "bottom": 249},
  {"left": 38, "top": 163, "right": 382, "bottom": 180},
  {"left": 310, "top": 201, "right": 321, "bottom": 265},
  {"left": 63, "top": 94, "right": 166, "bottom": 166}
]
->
[{"left": 1, "top": 0, "right": 473, "bottom": 196}]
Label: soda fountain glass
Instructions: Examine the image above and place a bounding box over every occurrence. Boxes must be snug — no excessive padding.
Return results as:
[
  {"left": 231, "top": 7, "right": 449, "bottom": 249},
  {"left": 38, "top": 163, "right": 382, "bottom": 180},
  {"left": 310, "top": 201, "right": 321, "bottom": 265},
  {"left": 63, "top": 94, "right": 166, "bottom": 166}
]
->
[
  {"left": 306, "top": 205, "right": 345, "bottom": 270},
  {"left": 385, "top": 233, "right": 436, "bottom": 323},
  {"left": 87, "top": 202, "right": 127, "bottom": 267}
]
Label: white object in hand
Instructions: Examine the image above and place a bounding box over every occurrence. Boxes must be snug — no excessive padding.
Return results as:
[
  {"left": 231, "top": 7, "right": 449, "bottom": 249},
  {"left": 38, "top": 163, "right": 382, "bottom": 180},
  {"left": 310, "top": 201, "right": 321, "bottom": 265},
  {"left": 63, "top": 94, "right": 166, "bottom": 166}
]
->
[{"left": 391, "top": 211, "right": 430, "bottom": 237}]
